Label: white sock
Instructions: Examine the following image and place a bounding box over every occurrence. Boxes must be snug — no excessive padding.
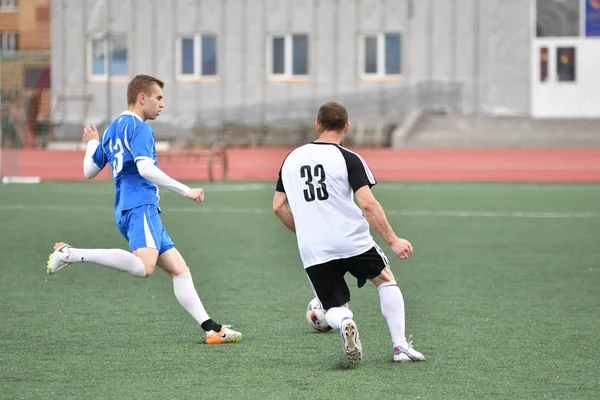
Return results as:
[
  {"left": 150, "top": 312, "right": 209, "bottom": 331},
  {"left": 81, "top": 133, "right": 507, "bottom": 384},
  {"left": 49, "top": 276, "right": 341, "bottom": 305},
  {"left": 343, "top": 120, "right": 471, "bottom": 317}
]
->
[
  {"left": 378, "top": 280, "right": 409, "bottom": 348},
  {"left": 325, "top": 306, "right": 354, "bottom": 330},
  {"left": 67, "top": 248, "right": 146, "bottom": 278},
  {"left": 172, "top": 272, "right": 211, "bottom": 327}
]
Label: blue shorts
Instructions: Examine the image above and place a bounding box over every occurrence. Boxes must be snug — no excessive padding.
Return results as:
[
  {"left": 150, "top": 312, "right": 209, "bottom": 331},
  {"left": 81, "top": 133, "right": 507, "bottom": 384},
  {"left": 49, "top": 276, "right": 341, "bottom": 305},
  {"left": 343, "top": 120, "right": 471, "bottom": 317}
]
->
[{"left": 117, "top": 205, "right": 175, "bottom": 255}]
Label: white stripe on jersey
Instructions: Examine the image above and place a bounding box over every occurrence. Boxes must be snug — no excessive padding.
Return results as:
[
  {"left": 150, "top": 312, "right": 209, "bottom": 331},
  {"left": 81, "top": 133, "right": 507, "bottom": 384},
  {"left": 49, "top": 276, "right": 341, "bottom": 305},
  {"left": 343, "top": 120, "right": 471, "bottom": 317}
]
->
[
  {"left": 339, "top": 147, "right": 376, "bottom": 185},
  {"left": 123, "top": 124, "right": 132, "bottom": 153},
  {"left": 102, "top": 129, "right": 109, "bottom": 159}
]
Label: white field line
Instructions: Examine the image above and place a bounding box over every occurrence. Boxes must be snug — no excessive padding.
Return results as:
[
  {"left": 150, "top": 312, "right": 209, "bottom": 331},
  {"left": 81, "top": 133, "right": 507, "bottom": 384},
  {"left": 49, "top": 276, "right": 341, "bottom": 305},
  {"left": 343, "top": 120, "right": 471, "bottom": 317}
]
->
[
  {"left": 44, "top": 183, "right": 274, "bottom": 194},
  {"left": 0, "top": 204, "right": 597, "bottom": 219},
  {"left": 373, "top": 183, "right": 600, "bottom": 192},
  {"left": 7, "top": 182, "right": 598, "bottom": 195}
]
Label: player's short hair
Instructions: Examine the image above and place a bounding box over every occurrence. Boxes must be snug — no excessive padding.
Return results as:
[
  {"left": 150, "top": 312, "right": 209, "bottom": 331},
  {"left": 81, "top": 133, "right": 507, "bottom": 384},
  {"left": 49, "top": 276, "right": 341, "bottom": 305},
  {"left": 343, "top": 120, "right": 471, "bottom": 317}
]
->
[
  {"left": 127, "top": 74, "right": 164, "bottom": 105},
  {"left": 317, "top": 102, "right": 348, "bottom": 132}
]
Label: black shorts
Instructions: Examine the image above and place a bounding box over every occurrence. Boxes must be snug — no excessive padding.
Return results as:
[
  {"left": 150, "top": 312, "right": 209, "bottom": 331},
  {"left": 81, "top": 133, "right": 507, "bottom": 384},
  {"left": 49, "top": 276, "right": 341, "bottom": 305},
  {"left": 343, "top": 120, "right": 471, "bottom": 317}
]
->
[{"left": 305, "top": 245, "right": 389, "bottom": 310}]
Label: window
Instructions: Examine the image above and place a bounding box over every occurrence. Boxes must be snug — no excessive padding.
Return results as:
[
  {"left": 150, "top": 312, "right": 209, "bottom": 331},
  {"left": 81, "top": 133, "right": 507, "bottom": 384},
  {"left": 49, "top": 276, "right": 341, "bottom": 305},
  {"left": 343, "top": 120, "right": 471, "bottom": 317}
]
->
[
  {"left": 536, "top": 0, "right": 579, "bottom": 37},
  {"left": 0, "top": 89, "right": 20, "bottom": 100},
  {"left": 0, "top": 31, "right": 18, "bottom": 51},
  {"left": 361, "top": 33, "right": 402, "bottom": 78},
  {"left": 539, "top": 47, "right": 548, "bottom": 83},
  {"left": 176, "top": 34, "right": 217, "bottom": 78},
  {"left": 557, "top": 47, "right": 576, "bottom": 82},
  {"left": 268, "top": 34, "right": 309, "bottom": 78},
  {"left": 0, "top": 0, "right": 18, "bottom": 12},
  {"left": 89, "top": 34, "right": 128, "bottom": 79}
]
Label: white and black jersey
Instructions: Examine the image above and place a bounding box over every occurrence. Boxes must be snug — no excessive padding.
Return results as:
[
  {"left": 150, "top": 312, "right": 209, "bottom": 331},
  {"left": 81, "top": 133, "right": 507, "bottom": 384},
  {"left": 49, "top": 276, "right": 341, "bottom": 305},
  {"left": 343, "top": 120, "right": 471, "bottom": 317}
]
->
[{"left": 276, "top": 142, "right": 378, "bottom": 268}]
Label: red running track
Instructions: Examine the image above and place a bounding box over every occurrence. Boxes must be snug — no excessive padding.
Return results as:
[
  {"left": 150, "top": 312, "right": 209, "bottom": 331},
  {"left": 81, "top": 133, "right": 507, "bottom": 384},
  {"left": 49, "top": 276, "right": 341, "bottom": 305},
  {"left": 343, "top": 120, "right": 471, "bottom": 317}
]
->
[{"left": 2, "top": 148, "right": 600, "bottom": 182}]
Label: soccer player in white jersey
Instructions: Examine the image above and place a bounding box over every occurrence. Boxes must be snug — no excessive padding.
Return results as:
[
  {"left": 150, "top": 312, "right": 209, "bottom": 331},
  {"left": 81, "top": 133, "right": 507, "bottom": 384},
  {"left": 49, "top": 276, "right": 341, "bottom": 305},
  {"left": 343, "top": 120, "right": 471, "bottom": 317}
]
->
[
  {"left": 273, "top": 102, "right": 424, "bottom": 364},
  {"left": 46, "top": 74, "right": 242, "bottom": 345}
]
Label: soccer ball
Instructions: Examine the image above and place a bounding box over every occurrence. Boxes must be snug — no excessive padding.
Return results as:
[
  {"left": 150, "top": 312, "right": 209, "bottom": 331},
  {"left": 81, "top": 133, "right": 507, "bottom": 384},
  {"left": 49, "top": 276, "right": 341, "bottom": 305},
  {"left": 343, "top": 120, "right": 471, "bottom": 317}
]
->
[{"left": 305, "top": 298, "right": 332, "bottom": 332}]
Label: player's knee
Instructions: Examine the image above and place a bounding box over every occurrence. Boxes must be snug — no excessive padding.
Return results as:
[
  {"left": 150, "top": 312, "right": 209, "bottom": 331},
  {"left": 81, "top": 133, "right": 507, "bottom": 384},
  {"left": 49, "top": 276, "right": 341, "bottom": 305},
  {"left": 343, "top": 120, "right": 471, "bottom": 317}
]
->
[
  {"left": 156, "top": 248, "right": 190, "bottom": 277},
  {"left": 170, "top": 264, "right": 190, "bottom": 277},
  {"left": 371, "top": 266, "right": 395, "bottom": 286},
  {"left": 142, "top": 263, "right": 156, "bottom": 278},
  {"left": 132, "top": 248, "right": 159, "bottom": 277}
]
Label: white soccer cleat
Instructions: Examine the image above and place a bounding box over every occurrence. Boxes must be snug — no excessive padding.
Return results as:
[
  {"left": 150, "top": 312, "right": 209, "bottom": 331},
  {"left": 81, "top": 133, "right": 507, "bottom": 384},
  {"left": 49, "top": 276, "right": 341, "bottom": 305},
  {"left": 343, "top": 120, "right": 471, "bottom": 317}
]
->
[
  {"left": 47, "top": 242, "right": 72, "bottom": 274},
  {"left": 205, "top": 326, "right": 243, "bottom": 344},
  {"left": 340, "top": 318, "right": 362, "bottom": 364},
  {"left": 393, "top": 337, "right": 425, "bottom": 362}
]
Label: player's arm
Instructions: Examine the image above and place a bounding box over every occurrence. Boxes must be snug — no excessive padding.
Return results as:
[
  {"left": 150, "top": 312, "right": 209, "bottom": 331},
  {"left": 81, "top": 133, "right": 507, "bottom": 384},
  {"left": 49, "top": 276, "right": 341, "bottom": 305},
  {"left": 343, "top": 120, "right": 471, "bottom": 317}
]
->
[
  {"left": 135, "top": 158, "right": 189, "bottom": 195},
  {"left": 273, "top": 192, "right": 296, "bottom": 233},
  {"left": 355, "top": 186, "right": 412, "bottom": 260},
  {"left": 355, "top": 186, "right": 396, "bottom": 245},
  {"left": 82, "top": 124, "right": 106, "bottom": 179},
  {"left": 272, "top": 172, "right": 296, "bottom": 232},
  {"left": 131, "top": 124, "right": 203, "bottom": 203},
  {"left": 136, "top": 158, "right": 204, "bottom": 203},
  {"left": 345, "top": 151, "right": 412, "bottom": 260}
]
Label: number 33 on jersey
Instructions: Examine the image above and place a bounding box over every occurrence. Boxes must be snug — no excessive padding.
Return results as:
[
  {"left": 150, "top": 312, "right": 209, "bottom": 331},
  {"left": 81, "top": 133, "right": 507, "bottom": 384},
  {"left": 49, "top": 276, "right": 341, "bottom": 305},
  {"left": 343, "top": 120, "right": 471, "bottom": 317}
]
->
[
  {"left": 300, "top": 164, "right": 329, "bottom": 202},
  {"left": 276, "top": 142, "right": 377, "bottom": 267}
]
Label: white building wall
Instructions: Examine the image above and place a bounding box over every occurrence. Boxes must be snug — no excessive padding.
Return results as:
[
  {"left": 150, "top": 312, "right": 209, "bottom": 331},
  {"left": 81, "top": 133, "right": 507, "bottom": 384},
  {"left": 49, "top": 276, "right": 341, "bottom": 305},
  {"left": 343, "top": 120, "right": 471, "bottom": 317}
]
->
[{"left": 51, "top": 0, "right": 533, "bottom": 139}]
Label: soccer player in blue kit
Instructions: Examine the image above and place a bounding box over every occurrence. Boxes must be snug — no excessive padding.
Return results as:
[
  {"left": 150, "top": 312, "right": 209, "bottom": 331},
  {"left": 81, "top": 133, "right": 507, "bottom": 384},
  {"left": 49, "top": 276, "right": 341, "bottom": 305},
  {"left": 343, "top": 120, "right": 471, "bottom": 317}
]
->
[{"left": 46, "top": 74, "right": 242, "bottom": 345}]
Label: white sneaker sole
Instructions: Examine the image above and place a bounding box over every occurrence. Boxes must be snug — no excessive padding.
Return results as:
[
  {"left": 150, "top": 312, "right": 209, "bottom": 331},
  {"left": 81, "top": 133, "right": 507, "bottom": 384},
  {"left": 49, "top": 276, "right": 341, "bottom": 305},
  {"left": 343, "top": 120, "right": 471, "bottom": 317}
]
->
[{"left": 342, "top": 321, "right": 362, "bottom": 365}]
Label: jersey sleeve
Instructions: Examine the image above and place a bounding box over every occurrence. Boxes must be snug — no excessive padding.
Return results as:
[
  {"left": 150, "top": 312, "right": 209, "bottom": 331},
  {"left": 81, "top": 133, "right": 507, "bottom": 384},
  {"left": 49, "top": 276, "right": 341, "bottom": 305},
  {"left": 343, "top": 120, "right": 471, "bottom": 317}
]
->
[
  {"left": 275, "top": 167, "right": 285, "bottom": 193},
  {"left": 91, "top": 141, "right": 107, "bottom": 169},
  {"left": 130, "top": 122, "right": 155, "bottom": 161},
  {"left": 343, "top": 150, "right": 377, "bottom": 192},
  {"left": 276, "top": 151, "right": 294, "bottom": 193}
]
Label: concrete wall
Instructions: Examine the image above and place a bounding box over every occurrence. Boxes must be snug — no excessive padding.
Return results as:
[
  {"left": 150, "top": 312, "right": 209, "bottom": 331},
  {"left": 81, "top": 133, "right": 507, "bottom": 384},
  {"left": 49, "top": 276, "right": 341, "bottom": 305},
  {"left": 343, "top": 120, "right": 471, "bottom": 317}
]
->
[{"left": 50, "top": 0, "right": 532, "bottom": 139}]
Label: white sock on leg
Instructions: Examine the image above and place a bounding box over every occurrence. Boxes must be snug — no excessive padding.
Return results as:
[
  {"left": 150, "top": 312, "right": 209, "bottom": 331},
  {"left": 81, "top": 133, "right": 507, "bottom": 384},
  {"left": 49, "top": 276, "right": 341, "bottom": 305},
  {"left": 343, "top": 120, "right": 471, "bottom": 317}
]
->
[
  {"left": 378, "top": 280, "right": 409, "bottom": 348},
  {"left": 67, "top": 248, "right": 146, "bottom": 278},
  {"left": 325, "top": 306, "right": 354, "bottom": 330},
  {"left": 172, "top": 272, "right": 211, "bottom": 326}
]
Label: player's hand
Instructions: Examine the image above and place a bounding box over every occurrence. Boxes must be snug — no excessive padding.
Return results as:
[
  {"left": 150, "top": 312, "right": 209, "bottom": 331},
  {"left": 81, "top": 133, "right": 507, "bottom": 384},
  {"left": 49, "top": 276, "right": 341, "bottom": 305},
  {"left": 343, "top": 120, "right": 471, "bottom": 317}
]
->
[
  {"left": 185, "top": 188, "right": 204, "bottom": 203},
  {"left": 83, "top": 124, "right": 100, "bottom": 144},
  {"left": 390, "top": 237, "right": 413, "bottom": 260}
]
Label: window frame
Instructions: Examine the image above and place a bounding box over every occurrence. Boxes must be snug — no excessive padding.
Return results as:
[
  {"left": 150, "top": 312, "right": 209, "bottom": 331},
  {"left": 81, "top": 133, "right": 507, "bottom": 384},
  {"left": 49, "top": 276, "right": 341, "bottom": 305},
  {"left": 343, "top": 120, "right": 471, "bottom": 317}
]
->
[
  {"left": 0, "top": 0, "right": 18, "bottom": 12},
  {"left": 175, "top": 33, "right": 219, "bottom": 81},
  {"left": 87, "top": 33, "right": 129, "bottom": 82},
  {"left": 0, "top": 31, "right": 18, "bottom": 51},
  {"left": 266, "top": 33, "right": 310, "bottom": 82},
  {"left": 359, "top": 32, "right": 403, "bottom": 81}
]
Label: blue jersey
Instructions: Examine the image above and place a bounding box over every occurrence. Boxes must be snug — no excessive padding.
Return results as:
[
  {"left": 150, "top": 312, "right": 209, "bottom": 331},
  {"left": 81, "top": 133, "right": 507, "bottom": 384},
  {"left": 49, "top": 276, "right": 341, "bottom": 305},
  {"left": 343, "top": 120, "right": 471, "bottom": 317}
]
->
[{"left": 91, "top": 111, "right": 160, "bottom": 222}]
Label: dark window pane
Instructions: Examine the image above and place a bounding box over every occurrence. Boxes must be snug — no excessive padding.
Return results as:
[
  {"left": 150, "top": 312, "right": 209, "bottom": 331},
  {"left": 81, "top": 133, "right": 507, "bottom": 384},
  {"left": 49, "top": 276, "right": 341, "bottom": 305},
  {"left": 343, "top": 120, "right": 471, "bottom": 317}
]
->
[
  {"left": 292, "top": 34, "right": 308, "bottom": 75},
  {"left": 536, "top": 0, "right": 579, "bottom": 37},
  {"left": 540, "top": 47, "right": 548, "bottom": 82},
  {"left": 272, "top": 37, "right": 285, "bottom": 74},
  {"left": 109, "top": 35, "right": 128, "bottom": 76},
  {"left": 181, "top": 38, "right": 195, "bottom": 75},
  {"left": 91, "top": 38, "right": 105, "bottom": 75},
  {"left": 556, "top": 47, "right": 576, "bottom": 82},
  {"left": 385, "top": 33, "right": 401, "bottom": 75},
  {"left": 364, "top": 36, "right": 377, "bottom": 74},
  {"left": 201, "top": 35, "right": 217, "bottom": 76}
]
